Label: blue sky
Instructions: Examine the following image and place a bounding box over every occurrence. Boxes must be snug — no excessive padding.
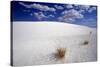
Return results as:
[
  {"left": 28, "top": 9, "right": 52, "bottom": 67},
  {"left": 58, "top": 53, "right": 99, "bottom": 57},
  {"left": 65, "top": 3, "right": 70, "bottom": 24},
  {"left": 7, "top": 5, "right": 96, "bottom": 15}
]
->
[{"left": 11, "top": 1, "right": 97, "bottom": 28}]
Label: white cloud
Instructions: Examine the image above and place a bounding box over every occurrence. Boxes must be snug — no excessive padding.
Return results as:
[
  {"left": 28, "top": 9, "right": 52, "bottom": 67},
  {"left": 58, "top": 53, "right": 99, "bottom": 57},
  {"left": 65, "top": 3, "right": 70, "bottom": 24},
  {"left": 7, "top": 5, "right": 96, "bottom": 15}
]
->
[
  {"left": 34, "top": 12, "right": 55, "bottom": 20},
  {"left": 92, "top": 7, "right": 97, "bottom": 10},
  {"left": 19, "top": 2, "right": 56, "bottom": 12},
  {"left": 79, "top": 5, "right": 90, "bottom": 10},
  {"left": 73, "top": 5, "right": 90, "bottom": 10},
  {"left": 62, "top": 9, "right": 84, "bottom": 19},
  {"left": 61, "top": 10, "right": 67, "bottom": 15},
  {"left": 88, "top": 7, "right": 97, "bottom": 13},
  {"left": 19, "top": 2, "right": 31, "bottom": 8},
  {"left": 78, "top": 9, "right": 85, "bottom": 13},
  {"left": 54, "top": 5, "right": 64, "bottom": 10},
  {"left": 48, "top": 14, "right": 55, "bottom": 18},
  {"left": 73, "top": 5, "right": 96, "bottom": 13},
  {"left": 58, "top": 9, "right": 84, "bottom": 22},
  {"left": 58, "top": 17, "right": 75, "bottom": 22},
  {"left": 77, "top": 5, "right": 96, "bottom": 13},
  {"left": 34, "top": 12, "right": 46, "bottom": 20},
  {"left": 66, "top": 4, "right": 73, "bottom": 9}
]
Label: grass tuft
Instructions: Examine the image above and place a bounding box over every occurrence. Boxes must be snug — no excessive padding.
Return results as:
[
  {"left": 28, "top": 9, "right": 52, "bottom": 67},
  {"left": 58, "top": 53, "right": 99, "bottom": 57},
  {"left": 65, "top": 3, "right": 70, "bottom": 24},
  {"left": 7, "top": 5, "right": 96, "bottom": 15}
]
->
[
  {"left": 56, "top": 48, "right": 66, "bottom": 59},
  {"left": 83, "top": 41, "right": 89, "bottom": 45}
]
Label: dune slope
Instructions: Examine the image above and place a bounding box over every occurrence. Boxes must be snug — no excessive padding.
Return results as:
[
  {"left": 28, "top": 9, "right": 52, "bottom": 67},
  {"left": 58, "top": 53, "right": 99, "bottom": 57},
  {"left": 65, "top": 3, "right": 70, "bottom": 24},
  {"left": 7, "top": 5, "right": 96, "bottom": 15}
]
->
[{"left": 12, "top": 22, "right": 97, "bottom": 66}]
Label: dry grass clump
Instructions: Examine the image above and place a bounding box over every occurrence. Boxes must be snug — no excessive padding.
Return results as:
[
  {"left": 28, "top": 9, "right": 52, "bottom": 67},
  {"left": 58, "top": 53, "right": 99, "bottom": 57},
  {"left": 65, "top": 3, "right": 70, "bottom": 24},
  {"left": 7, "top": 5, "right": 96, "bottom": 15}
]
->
[
  {"left": 83, "top": 41, "right": 89, "bottom": 45},
  {"left": 56, "top": 48, "right": 66, "bottom": 59}
]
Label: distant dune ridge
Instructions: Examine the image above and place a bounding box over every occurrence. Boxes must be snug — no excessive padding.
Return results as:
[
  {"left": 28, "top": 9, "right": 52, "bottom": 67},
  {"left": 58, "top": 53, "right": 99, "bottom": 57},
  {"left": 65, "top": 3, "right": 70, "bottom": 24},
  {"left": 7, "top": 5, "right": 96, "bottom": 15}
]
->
[{"left": 12, "top": 22, "right": 97, "bottom": 66}]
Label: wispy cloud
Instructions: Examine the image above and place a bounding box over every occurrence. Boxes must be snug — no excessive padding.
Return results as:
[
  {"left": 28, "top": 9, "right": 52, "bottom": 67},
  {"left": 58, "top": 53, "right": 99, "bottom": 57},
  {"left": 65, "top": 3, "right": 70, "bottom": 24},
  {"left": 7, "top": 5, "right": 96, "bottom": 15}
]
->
[
  {"left": 54, "top": 5, "right": 64, "bottom": 10},
  {"left": 19, "top": 2, "right": 56, "bottom": 12},
  {"left": 88, "top": 7, "right": 97, "bottom": 13},
  {"left": 66, "top": 4, "right": 73, "bottom": 9},
  {"left": 48, "top": 14, "right": 55, "bottom": 18},
  {"left": 74, "top": 5, "right": 96, "bottom": 13}
]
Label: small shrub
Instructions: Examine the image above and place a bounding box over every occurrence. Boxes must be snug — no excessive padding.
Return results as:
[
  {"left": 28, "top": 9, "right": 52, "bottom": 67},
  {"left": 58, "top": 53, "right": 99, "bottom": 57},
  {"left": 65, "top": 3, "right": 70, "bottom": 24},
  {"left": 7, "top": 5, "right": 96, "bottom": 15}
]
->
[
  {"left": 56, "top": 48, "right": 66, "bottom": 59},
  {"left": 83, "top": 41, "right": 89, "bottom": 45}
]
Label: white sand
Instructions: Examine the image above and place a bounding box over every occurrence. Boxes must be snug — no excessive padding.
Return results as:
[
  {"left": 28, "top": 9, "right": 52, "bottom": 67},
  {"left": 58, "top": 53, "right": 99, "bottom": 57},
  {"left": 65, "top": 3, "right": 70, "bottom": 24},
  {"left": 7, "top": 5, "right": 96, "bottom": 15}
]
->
[{"left": 12, "top": 22, "right": 97, "bottom": 66}]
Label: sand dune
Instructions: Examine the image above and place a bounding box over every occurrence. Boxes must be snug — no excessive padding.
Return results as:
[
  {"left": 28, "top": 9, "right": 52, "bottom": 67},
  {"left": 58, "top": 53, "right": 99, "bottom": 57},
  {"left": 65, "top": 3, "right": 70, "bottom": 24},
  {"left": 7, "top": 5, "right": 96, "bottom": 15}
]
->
[{"left": 12, "top": 22, "right": 97, "bottom": 66}]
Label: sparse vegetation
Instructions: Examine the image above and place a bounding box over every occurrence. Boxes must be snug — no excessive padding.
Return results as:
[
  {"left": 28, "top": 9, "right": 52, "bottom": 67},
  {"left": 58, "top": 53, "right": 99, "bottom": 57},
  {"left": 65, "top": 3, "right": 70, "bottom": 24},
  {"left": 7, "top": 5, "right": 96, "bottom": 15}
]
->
[
  {"left": 83, "top": 41, "right": 89, "bottom": 45},
  {"left": 56, "top": 48, "right": 66, "bottom": 59}
]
